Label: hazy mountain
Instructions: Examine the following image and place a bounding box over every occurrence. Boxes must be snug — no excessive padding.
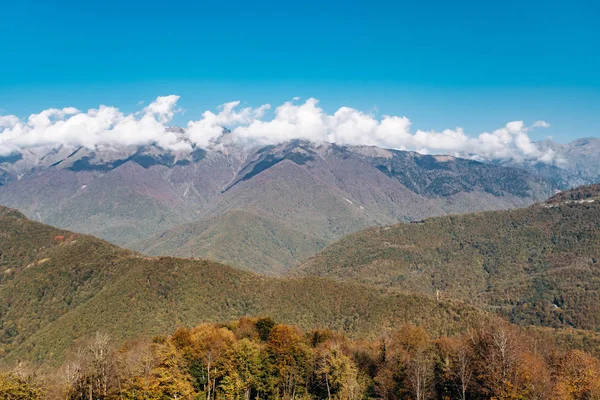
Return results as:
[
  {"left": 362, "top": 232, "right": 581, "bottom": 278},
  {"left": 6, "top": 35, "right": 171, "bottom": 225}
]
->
[
  {"left": 544, "top": 138, "right": 600, "bottom": 181},
  {"left": 297, "top": 184, "right": 600, "bottom": 331},
  {"left": 495, "top": 137, "right": 600, "bottom": 189},
  {"left": 0, "top": 138, "right": 557, "bottom": 273}
]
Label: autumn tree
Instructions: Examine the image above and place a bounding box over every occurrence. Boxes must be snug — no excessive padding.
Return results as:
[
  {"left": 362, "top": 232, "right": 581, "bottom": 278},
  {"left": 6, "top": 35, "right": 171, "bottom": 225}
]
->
[
  {"left": 469, "top": 321, "right": 526, "bottom": 399},
  {"left": 434, "top": 336, "right": 474, "bottom": 400},
  {"left": 0, "top": 363, "right": 43, "bottom": 400},
  {"left": 117, "top": 340, "right": 157, "bottom": 399},
  {"left": 88, "top": 333, "right": 114, "bottom": 398},
  {"left": 186, "top": 324, "right": 236, "bottom": 399},
  {"left": 60, "top": 332, "right": 118, "bottom": 400},
  {"left": 396, "top": 325, "right": 434, "bottom": 400},
  {"left": 266, "top": 324, "right": 311, "bottom": 399},
  {"left": 120, "top": 338, "right": 195, "bottom": 400},
  {"left": 513, "top": 351, "right": 552, "bottom": 400},
  {"left": 314, "top": 343, "right": 366, "bottom": 400},
  {"left": 59, "top": 348, "right": 86, "bottom": 400},
  {"left": 375, "top": 324, "right": 434, "bottom": 400},
  {"left": 218, "top": 338, "right": 264, "bottom": 400},
  {"left": 555, "top": 350, "right": 600, "bottom": 399}
]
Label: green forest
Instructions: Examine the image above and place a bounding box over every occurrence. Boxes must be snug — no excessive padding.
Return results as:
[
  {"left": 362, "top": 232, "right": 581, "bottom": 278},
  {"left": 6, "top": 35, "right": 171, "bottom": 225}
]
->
[
  {"left": 2, "top": 187, "right": 600, "bottom": 399},
  {"left": 299, "top": 185, "right": 600, "bottom": 331}
]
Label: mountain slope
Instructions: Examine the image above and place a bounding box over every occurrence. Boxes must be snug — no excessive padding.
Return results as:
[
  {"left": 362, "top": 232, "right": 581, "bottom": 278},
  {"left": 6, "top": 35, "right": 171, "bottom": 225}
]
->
[
  {"left": 0, "top": 147, "right": 244, "bottom": 246},
  {"left": 0, "top": 207, "right": 134, "bottom": 356},
  {"left": 0, "top": 205, "right": 485, "bottom": 364},
  {"left": 131, "top": 141, "right": 556, "bottom": 273},
  {"left": 297, "top": 184, "right": 600, "bottom": 331},
  {"left": 132, "top": 209, "right": 326, "bottom": 275},
  {"left": 0, "top": 140, "right": 556, "bottom": 274}
]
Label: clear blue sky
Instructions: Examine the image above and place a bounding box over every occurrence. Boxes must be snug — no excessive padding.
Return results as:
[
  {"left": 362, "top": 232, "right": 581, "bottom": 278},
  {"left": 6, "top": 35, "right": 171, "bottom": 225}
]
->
[{"left": 1, "top": 0, "right": 598, "bottom": 142}]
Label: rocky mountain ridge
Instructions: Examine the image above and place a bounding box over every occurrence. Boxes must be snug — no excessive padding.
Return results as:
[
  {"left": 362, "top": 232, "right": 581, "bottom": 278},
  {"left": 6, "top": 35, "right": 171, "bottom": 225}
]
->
[{"left": 1, "top": 134, "right": 594, "bottom": 273}]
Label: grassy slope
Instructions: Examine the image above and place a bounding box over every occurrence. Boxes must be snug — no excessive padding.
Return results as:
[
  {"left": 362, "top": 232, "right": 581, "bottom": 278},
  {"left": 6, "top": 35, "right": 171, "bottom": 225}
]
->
[{"left": 298, "top": 185, "right": 600, "bottom": 331}]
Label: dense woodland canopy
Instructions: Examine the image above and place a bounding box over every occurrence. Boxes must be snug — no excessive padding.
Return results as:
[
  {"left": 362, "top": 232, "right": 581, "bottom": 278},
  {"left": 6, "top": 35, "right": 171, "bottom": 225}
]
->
[
  {"left": 0, "top": 204, "right": 488, "bottom": 364},
  {"left": 2, "top": 317, "right": 600, "bottom": 400},
  {"left": 2, "top": 186, "right": 600, "bottom": 398},
  {"left": 299, "top": 184, "right": 600, "bottom": 331}
]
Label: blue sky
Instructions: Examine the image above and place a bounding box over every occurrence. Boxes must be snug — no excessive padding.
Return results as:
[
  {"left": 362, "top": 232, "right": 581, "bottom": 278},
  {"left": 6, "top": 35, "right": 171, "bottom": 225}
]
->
[{"left": 1, "top": 0, "right": 599, "bottom": 142}]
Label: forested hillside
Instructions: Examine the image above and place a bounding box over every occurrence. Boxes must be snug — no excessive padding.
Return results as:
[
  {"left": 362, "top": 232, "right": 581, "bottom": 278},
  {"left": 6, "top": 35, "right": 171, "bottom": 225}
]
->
[
  {"left": 4, "top": 317, "right": 600, "bottom": 400},
  {"left": 299, "top": 184, "right": 600, "bottom": 331},
  {"left": 3, "top": 187, "right": 600, "bottom": 398},
  {"left": 0, "top": 205, "right": 484, "bottom": 365}
]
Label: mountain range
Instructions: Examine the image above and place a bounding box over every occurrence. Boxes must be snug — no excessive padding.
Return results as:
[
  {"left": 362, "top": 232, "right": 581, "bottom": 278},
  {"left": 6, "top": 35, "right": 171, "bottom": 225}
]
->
[{"left": 5, "top": 135, "right": 597, "bottom": 274}]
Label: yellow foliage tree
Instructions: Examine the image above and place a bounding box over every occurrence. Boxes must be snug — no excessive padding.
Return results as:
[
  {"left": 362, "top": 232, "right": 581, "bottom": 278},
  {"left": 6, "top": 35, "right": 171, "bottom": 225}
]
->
[
  {"left": 0, "top": 373, "right": 43, "bottom": 400},
  {"left": 555, "top": 350, "right": 600, "bottom": 400}
]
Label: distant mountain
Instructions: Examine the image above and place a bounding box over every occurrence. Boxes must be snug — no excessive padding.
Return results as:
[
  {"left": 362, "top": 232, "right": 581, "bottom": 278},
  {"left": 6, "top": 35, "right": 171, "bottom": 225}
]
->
[
  {"left": 545, "top": 138, "right": 600, "bottom": 182},
  {"left": 0, "top": 137, "right": 557, "bottom": 273},
  {"left": 133, "top": 141, "right": 558, "bottom": 273},
  {"left": 0, "top": 205, "right": 484, "bottom": 364},
  {"left": 297, "top": 184, "right": 600, "bottom": 332},
  {"left": 0, "top": 141, "right": 244, "bottom": 245},
  {"left": 495, "top": 137, "right": 600, "bottom": 189}
]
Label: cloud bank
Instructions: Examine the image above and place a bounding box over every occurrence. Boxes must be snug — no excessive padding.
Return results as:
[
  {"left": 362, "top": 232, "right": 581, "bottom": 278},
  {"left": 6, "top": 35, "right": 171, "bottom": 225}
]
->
[{"left": 0, "top": 95, "right": 557, "bottom": 164}]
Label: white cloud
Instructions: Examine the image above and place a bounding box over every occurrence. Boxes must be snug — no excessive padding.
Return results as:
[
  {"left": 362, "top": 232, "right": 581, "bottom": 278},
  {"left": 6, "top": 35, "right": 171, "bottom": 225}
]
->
[
  {"left": 0, "top": 95, "right": 557, "bottom": 164},
  {"left": 0, "top": 115, "right": 19, "bottom": 129},
  {"left": 143, "top": 95, "right": 180, "bottom": 123},
  {"left": 0, "top": 95, "right": 186, "bottom": 155},
  {"left": 532, "top": 120, "right": 551, "bottom": 128},
  {"left": 186, "top": 101, "right": 272, "bottom": 148}
]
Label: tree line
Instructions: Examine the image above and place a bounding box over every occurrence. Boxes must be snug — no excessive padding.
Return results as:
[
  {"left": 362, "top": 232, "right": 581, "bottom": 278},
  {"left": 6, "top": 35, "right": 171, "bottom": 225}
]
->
[{"left": 2, "top": 317, "right": 600, "bottom": 399}]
